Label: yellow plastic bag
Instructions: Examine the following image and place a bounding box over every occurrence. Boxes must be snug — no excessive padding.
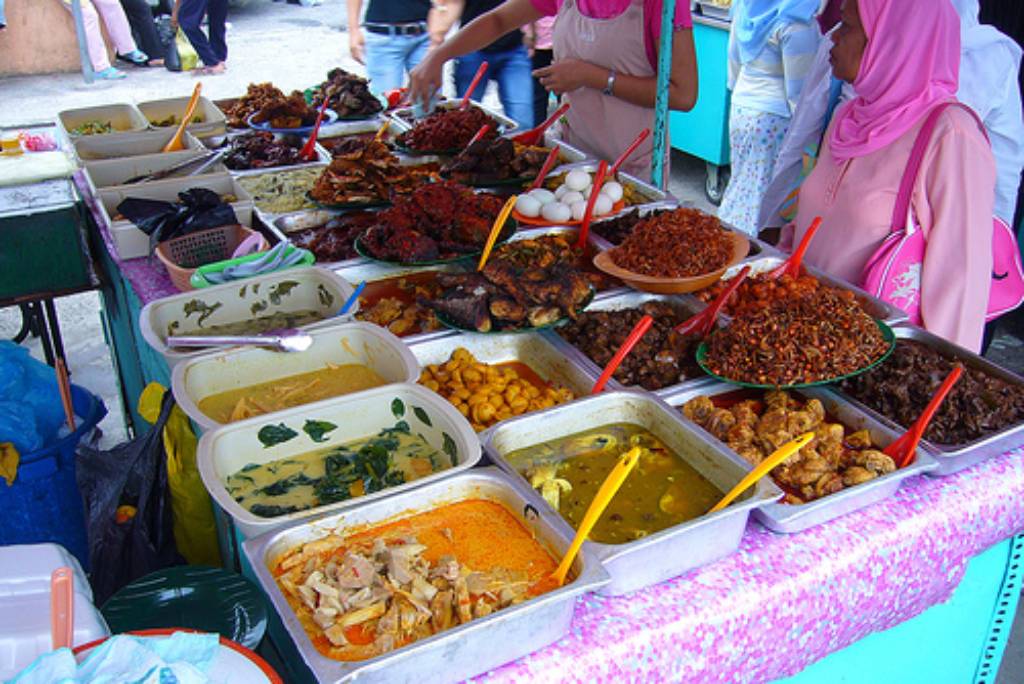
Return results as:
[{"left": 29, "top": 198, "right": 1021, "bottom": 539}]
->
[
  {"left": 175, "top": 29, "right": 200, "bottom": 72},
  {"left": 138, "top": 383, "right": 220, "bottom": 566}
]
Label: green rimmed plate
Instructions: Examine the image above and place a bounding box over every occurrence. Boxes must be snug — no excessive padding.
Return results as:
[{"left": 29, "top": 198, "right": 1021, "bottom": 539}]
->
[
  {"left": 695, "top": 319, "right": 897, "bottom": 390},
  {"left": 352, "top": 218, "right": 519, "bottom": 267},
  {"left": 433, "top": 286, "right": 596, "bottom": 334}
]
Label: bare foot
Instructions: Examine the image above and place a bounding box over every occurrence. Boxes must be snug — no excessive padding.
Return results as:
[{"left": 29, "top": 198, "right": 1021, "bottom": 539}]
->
[
  {"left": 194, "top": 63, "right": 226, "bottom": 76},
  {"left": 149, "top": 58, "right": 165, "bottom": 67}
]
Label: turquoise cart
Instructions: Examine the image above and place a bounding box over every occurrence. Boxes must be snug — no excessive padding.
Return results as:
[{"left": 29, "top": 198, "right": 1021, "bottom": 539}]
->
[{"left": 669, "top": 15, "right": 732, "bottom": 203}]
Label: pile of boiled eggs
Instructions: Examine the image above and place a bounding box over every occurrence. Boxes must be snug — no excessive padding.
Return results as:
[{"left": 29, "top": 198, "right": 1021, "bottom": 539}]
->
[{"left": 515, "top": 168, "right": 625, "bottom": 222}]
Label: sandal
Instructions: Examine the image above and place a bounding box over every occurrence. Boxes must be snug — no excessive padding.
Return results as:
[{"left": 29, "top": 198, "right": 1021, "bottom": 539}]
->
[
  {"left": 95, "top": 67, "right": 127, "bottom": 80},
  {"left": 116, "top": 50, "right": 150, "bottom": 67}
]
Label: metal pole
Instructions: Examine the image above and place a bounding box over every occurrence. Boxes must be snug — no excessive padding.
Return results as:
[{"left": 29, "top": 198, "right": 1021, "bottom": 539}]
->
[
  {"left": 650, "top": 0, "right": 677, "bottom": 189},
  {"left": 69, "top": 0, "right": 95, "bottom": 84}
]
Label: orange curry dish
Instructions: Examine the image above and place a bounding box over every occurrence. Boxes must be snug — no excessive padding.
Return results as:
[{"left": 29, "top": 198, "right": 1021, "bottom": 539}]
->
[{"left": 271, "top": 499, "right": 560, "bottom": 661}]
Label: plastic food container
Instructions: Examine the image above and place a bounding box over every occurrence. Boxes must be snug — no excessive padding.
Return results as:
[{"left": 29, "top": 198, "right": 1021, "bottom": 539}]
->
[
  {"left": 139, "top": 266, "right": 356, "bottom": 368},
  {"left": 483, "top": 390, "right": 781, "bottom": 596},
  {"left": 173, "top": 321, "right": 421, "bottom": 431},
  {"left": 664, "top": 381, "right": 938, "bottom": 533},
  {"left": 72, "top": 129, "right": 204, "bottom": 162},
  {"left": 138, "top": 96, "right": 229, "bottom": 139},
  {"left": 81, "top": 150, "right": 225, "bottom": 193},
  {"left": 0, "top": 543, "right": 110, "bottom": 681},
  {"left": 197, "top": 383, "right": 480, "bottom": 539},
  {"left": 242, "top": 468, "right": 608, "bottom": 683},
  {"left": 835, "top": 324, "right": 1024, "bottom": 477},
  {"left": 58, "top": 103, "right": 149, "bottom": 140},
  {"left": 97, "top": 173, "right": 255, "bottom": 260}
]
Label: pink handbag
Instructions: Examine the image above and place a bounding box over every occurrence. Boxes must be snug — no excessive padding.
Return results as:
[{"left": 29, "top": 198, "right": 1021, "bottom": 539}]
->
[{"left": 860, "top": 102, "right": 1024, "bottom": 324}]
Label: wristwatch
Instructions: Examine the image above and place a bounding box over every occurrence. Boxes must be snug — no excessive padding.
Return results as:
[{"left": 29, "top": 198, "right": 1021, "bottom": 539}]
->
[{"left": 603, "top": 68, "right": 617, "bottom": 96}]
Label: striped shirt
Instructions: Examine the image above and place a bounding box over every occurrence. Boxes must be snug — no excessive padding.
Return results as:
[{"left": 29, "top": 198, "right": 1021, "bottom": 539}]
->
[{"left": 728, "top": 20, "right": 821, "bottom": 119}]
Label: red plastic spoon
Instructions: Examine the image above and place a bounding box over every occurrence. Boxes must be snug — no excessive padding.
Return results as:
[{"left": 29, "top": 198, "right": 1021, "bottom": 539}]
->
[
  {"left": 463, "top": 124, "right": 492, "bottom": 152},
  {"left": 527, "top": 145, "right": 561, "bottom": 192},
  {"left": 592, "top": 314, "right": 654, "bottom": 394},
  {"left": 769, "top": 216, "right": 822, "bottom": 279},
  {"left": 610, "top": 128, "right": 651, "bottom": 175},
  {"left": 300, "top": 96, "right": 332, "bottom": 161},
  {"left": 577, "top": 160, "right": 608, "bottom": 249},
  {"left": 460, "top": 61, "right": 489, "bottom": 110},
  {"left": 675, "top": 266, "right": 752, "bottom": 337},
  {"left": 513, "top": 102, "right": 571, "bottom": 146},
  {"left": 884, "top": 365, "right": 963, "bottom": 469}
]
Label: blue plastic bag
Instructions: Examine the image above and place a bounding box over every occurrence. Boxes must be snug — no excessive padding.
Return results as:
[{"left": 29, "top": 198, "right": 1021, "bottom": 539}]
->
[{"left": 0, "top": 342, "right": 64, "bottom": 453}]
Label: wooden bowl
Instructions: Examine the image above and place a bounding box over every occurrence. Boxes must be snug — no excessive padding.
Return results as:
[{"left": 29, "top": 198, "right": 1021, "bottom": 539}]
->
[{"left": 592, "top": 232, "right": 750, "bottom": 294}]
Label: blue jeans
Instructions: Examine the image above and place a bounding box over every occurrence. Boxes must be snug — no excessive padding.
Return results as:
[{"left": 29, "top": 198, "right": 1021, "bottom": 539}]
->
[
  {"left": 363, "top": 31, "right": 429, "bottom": 93},
  {"left": 454, "top": 46, "right": 534, "bottom": 130},
  {"left": 178, "top": 0, "right": 228, "bottom": 66}
]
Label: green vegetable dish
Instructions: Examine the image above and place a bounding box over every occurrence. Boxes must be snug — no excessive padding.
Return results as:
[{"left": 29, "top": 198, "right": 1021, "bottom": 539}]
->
[{"left": 226, "top": 420, "right": 450, "bottom": 518}]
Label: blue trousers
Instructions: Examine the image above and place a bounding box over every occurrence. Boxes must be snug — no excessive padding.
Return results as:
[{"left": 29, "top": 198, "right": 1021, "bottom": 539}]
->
[
  {"left": 454, "top": 46, "right": 535, "bottom": 130},
  {"left": 363, "top": 31, "right": 429, "bottom": 93},
  {"left": 178, "top": 0, "right": 227, "bottom": 67}
]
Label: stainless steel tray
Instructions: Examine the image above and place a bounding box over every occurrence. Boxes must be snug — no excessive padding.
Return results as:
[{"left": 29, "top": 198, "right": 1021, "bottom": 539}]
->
[
  {"left": 833, "top": 324, "right": 1024, "bottom": 476},
  {"left": 663, "top": 381, "right": 938, "bottom": 533},
  {"left": 242, "top": 468, "right": 609, "bottom": 683},
  {"left": 543, "top": 290, "right": 707, "bottom": 398},
  {"left": 388, "top": 100, "right": 520, "bottom": 138},
  {"left": 224, "top": 141, "right": 332, "bottom": 178},
  {"left": 408, "top": 330, "right": 600, "bottom": 403},
  {"left": 482, "top": 390, "right": 780, "bottom": 596},
  {"left": 687, "top": 255, "right": 908, "bottom": 324}
]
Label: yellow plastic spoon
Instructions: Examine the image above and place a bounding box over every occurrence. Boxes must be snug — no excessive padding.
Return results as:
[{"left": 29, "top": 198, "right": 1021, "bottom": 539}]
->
[
  {"left": 707, "top": 431, "right": 815, "bottom": 514},
  {"left": 549, "top": 446, "right": 642, "bottom": 588},
  {"left": 163, "top": 83, "right": 202, "bottom": 153},
  {"left": 374, "top": 119, "right": 391, "bottom": 142},
  {"left": 477, "top": 195, "right": 517, "bottom": 271}
]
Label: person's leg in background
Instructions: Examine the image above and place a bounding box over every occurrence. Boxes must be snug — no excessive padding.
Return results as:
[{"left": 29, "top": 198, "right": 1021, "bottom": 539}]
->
[
  {"left": 205, "top": 0, "right": 227, "bottom": 64},
  {"left": 0, "top": 0, "right": 6, "bottom": 29},
  {"left": 177, "top": 0, "right": 219, "bottom": 68},
  {"left": 454, "top": 50, "right": 492, "bottom": 104},
  {"left": 62, "top": 0, "right": 120, "bottom": 76},
  {"left": 118, "top": 0, "right": 164, "bottom": 65},
  {"left": 404, "top": 32, "right": 430, "bottom": 76},
  {"left": 493, "top": 45, "right": 534, "bottom": 129},
  {"left": 91, "top": 0, "right": 142, "bottom": 60},
  {"left": 531, "top": 48, "right": 553, "bottom": 127},
  {"left": 364, "top": 31, "right": 412, "bottom": 92}
]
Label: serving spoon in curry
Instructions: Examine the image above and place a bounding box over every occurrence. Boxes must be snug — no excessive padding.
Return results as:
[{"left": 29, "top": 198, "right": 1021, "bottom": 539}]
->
[{"left": 167, "top": 327, "right": 313, "bottom": 353}]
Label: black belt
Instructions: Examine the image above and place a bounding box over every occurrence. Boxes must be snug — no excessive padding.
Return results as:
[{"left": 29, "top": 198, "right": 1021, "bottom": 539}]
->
[{"left": 364, "top": 22, "right": 428, "bottom": 36}]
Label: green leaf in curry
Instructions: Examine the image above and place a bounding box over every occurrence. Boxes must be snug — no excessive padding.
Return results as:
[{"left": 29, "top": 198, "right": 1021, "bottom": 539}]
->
[
  {"left": 239, "top": 284, "right": 248, "bottom": 298},
  {"left": 303, "top": 419, "right": 338, "bottom": 443},
  {"left": 268, "top": 280, "right": 300, "bottom": 305},
  {"left": 412, "top": 406, "right": 432, "bottom": 427},
  {"left": 391, "top": 398, "right": 405, "bottom": 418},
  {"left": 442, "top": 432, "right": 458, "bottom": 467},
  {"left": 183, "top": 299, "right": 222, "bottom": 326},
  {"left": 258, "top": 423, "right": 299, "bottom": 448},
  {"left": 318, "top": 284, "right": 335, "bottom": 308},
  {"left": 251, "top": 300, "right": 269, "bottom": 317}
]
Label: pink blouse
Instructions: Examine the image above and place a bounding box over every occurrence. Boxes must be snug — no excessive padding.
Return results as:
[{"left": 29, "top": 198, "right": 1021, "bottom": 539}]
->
[
  {"left": 529, "top": 0, "right": 693, "bottom": 70},
  {"left": 792, "top": 107, "right": 996, "bottom": 352}
]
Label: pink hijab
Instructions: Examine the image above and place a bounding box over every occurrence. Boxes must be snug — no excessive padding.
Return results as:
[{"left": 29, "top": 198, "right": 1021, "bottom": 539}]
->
[{"left": 828, "top": 0, "right": 960, "bottom": 163}]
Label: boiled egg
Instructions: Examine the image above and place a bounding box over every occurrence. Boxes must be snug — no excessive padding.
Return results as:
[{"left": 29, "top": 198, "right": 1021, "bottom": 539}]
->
[
  {"left": 570, "top": 200, "right": 588, "bottom": 221},
  {"left": 561, "top": 190, "right": 585, "bottom": 206},
  {"left": 515, "top": 194, "right": 542, "bottom": 218},
  {"left": 593, "top": 194, "right": 614, "bottom": 217},
  {"left": 529, "top": 188, "right": 557, "bottom": 205},
  {"left": 541, "top": 202, "right": 573, "bottom": 223},
  {"left": 601, "top": 180, "right": 624, "bottom": 203},
  {"left": 565, "top": 169, "right": 591, "bottom": 192}
]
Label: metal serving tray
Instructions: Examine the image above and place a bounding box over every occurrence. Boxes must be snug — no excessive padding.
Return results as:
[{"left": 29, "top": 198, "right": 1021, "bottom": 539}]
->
[
  {"left": 388, "top": 100, "right": 520, "bottom": 137},
  {"left": 688, "top": 255, "right": 908, "bottom": 324},
  {"left": 408, "top": 330, "right": 600, "bottom": 403},
  {"left": 547, "top": 161, "right": 671, "bottom": 209},
  {"left": 483, "top": 390, "right": 780, "bottom": 596},
  {"left": 833, "top": 324, "right": 1024, "bottom": 476},
  {"left": 242, "top": 468, "right": 609, "bottom": 683},
  {"left": 543, "top": 290, "right": 707, "bottom": 397},
  {"left": 224, "top": 141, "right": 332, "bottom": 178},
  {"left": 664, "top": 381, "right": 938, "bottom": 533}
]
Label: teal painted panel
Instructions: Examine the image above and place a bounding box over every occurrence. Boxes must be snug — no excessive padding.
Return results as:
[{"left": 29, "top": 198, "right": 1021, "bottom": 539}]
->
[
  {"left": 669, "top": 21, "right": 732, "bottom": 166},
  {"left": 0, "top": 204, "right": 92, "bottom": 301},
  {"left": 776, "top": 539, "right": 1014, "bottom": 683}
]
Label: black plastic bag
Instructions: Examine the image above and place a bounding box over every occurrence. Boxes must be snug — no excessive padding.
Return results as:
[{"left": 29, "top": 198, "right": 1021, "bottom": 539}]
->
[
  {"left": 76, "top": 392, "right": 183, "bottom": 604},
  {"left": 116, "top": 188, "right": 238, "bottom": 256},
  {"left": 154, "top": 15, "right": 181, "bottom": 72}
]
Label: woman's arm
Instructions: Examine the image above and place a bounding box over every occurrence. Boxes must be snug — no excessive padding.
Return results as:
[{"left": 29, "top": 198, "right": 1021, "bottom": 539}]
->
[
  {"left": 919, "top": 111, "right": 996, "bottom": 352},
  {"left": 532, "top": 28, "right": 697, "bottom": 111},
  {"left": 346, "top": 0, "right": 365, "bottom": 64},
  {"left": 779, "top": 22, "right": 822, "bottom": 115},
  {"left": 409, "top": 0, "right": 543, "bottom": 103}
]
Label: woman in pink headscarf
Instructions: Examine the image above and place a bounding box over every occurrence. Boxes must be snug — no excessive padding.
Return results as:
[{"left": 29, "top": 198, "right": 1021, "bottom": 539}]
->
[{"left": 790, "top": 0, "right": 996, "bottom": 351}]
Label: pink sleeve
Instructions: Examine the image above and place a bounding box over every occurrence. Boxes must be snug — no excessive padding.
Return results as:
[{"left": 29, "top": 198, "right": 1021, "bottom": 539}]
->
[
  {"left": 917, "top": 109, "right": 996, "bottom": 353},
  {"left": 644, "top": 0, "right": 694, "bottom": 69},
  {"left": 529, "top": 0, "right": 560, "bottom": 16}
]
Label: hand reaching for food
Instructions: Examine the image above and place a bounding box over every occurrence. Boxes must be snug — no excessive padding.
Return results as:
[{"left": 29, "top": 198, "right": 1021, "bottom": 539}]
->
[{"left": 532, "top": 59, "right": 600, "bottom": 95}]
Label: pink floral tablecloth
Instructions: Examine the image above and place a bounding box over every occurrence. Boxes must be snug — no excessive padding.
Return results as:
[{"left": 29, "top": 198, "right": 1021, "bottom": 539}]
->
[{"left": 81, "top": 173, "right": 1024, "bottom": 683}]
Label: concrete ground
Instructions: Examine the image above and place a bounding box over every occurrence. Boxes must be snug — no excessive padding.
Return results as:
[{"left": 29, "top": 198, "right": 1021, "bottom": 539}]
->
[{"left": 0, "top": 0, "right": 1020, "bottom": 679}]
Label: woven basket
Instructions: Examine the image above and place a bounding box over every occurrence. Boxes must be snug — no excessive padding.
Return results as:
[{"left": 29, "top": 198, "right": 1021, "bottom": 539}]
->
[{"left": 155, "top": 224, "right": 267, "bottom": 292}]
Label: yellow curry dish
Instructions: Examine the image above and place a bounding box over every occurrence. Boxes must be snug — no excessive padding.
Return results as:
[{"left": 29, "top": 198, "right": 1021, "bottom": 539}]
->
[
  {"left": 505, "top": 423, "right": 724, "bottom": 544},
  {"left": 226, "top": 421, "right": 451, "bottom": 518},
  {"left": 199, "top": 363, "right": 386, "bottom": 423},
  {"left": 271, "top": 498, "right": 559, "bottom": 661}
]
